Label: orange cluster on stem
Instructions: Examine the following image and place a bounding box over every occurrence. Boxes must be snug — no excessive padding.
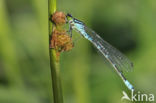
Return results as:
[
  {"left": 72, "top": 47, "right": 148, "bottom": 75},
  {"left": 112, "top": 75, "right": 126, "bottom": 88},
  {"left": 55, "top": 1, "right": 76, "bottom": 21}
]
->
[
  {"left": 52, "top": 11, "right": 66, "bottom": 26},
  {"left": 50, "top": 11, "right": 73, "bottom": 53},
  {"left": 50, "top": 28, "right": 73, "bottom": 52}
]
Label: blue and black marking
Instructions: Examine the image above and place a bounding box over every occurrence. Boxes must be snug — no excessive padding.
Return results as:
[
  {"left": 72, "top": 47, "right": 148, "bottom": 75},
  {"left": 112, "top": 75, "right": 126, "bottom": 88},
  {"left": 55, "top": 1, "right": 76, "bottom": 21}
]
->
[
  {"left": 66, "top": 13, "right": 134, "bottom": 91},
  {"left": 125, "top": 80, "right": 134, "bottom": 91},
  {"left": 67, "top": 13, "right": 93, "bottom": 41}
]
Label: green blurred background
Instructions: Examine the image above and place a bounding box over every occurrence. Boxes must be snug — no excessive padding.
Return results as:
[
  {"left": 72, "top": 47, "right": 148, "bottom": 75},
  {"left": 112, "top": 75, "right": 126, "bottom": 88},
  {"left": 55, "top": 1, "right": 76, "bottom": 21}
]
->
[{"left": 0, "top": 0, "right": 156, "bottom": 103}]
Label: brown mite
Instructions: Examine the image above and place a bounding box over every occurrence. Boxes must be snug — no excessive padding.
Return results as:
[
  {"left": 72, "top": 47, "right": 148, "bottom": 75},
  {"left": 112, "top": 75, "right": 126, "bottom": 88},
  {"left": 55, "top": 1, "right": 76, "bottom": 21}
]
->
[
  {"left": 50, "top": 28, "right": 73, "bottom": 52},
  {"left": 52, "top": 11, "right": 66, "bottom": 26}
]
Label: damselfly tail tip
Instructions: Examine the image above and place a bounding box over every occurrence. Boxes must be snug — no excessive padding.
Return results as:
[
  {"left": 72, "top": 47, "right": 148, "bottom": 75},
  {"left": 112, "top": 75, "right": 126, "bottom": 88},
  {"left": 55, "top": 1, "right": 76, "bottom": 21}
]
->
[{"left": 125, "top": 80, "right": 134, "bottom": 91}]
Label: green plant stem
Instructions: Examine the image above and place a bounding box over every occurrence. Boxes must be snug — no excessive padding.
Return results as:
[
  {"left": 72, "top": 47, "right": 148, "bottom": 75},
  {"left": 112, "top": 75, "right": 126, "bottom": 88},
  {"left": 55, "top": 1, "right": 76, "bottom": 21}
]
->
[{"left": 48, "top": 0, "right": 63, "bottom": 103}]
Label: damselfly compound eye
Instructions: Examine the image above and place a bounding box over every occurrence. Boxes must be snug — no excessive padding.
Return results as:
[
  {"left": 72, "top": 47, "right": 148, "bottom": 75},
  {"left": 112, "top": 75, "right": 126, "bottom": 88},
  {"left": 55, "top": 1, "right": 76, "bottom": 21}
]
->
[{"left": 66, "top": 13, "right": 72, "bottom": 17}]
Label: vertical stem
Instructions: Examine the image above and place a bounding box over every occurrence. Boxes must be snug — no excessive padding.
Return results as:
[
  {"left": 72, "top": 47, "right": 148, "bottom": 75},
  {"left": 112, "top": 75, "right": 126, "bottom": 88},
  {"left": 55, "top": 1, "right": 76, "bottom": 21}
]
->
[
  {"left": 48, "top": 0, "right": 63, "bottom": 103},
  {"left": 48, "top": 0, "right": 56, "bottom": 35}
]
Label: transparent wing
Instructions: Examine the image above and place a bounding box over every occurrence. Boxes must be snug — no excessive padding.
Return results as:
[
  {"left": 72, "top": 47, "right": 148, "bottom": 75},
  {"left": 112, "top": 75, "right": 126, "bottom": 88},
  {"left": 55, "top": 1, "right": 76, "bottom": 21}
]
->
[{"left": 84, "top": 26, "right": 133, "bottom": 73}]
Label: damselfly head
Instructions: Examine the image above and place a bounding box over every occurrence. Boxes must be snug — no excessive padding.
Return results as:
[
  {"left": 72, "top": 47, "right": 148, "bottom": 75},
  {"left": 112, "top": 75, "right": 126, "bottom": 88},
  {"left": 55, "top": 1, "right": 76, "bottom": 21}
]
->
[
  {"left": 66, "top": 13, "right": 73, "bottom": 17},
  {"left": 66, "top": 13, "right": 84, "bottom": 25},
  {"left": 66, "top": 13, "right": 73, "bottom": 22}
]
